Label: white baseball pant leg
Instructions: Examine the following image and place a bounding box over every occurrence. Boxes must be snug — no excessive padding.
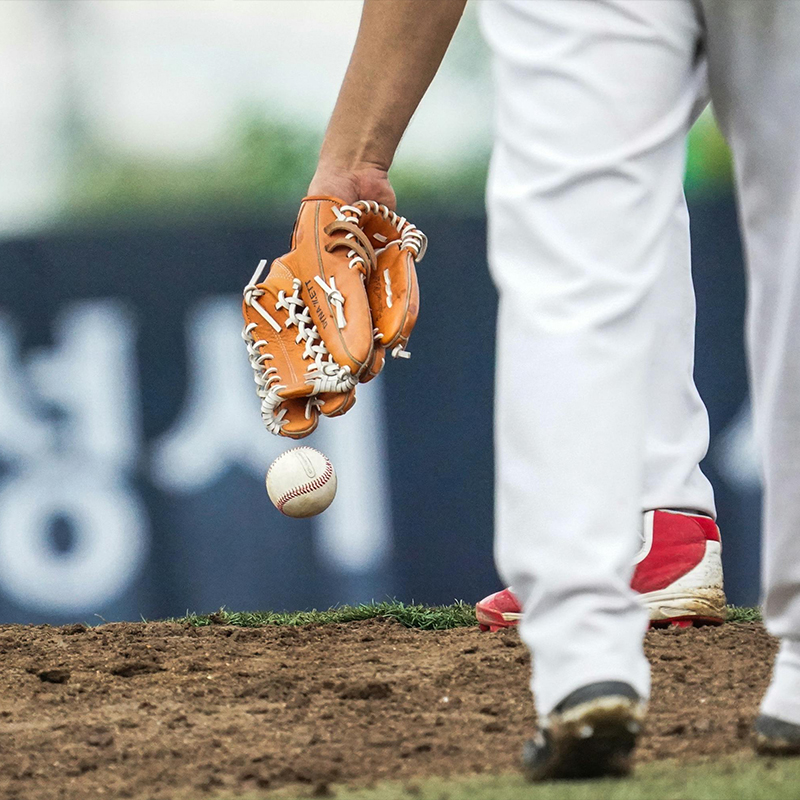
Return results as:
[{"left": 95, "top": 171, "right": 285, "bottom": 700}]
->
[
  {"left": 644, "top": 59, "right": 714, "bottom": 518},
  {"left": 701, "top": 0, "right": 800, "bottom": 726},
  {"left": 643, "top": 165, "right": 715, "bottom": 516},
  {"left": 480, "top": 0, "right": 710, "bottom": 715}
]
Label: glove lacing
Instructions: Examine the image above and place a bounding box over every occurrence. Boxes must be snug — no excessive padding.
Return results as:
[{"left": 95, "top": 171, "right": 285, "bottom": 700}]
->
[
  {"left": 276, "top": 278, "right": 357, "bottom": 393},
  {"left": 353, "top": 200, "right": 428, "bottom": 260},
  {"left": 320, "top": 204, "right": 376, "bottom": 330},
  {"left": 317, "top": 202, "right": 426, "bottom": 345},
  {"left": 322, "top": 202, "right": 426, "bottom": 333},
  {"left": 243, "top": 261, "right": 356, "bottom": 434},
  {"left": 348, "top": 200, "right": 428, "bottom": 360}
]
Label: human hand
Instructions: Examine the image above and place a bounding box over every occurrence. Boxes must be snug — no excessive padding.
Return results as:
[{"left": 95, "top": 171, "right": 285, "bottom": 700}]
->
[{"left": 307, "top": 163, "right": 396, "bottom": 209}]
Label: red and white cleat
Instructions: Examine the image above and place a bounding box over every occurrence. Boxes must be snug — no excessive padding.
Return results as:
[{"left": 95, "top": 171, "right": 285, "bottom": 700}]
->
[
  {"left": 476, "top": 510, "right": 726, "bottom": 632},
  {"left": 476, "top": 587, "right": 523, "bottom": 632}
]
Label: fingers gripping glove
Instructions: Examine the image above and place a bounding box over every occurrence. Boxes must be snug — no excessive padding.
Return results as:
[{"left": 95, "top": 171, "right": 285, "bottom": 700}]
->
[{"left": 242, "top": 197, "right": 426, "bottom": 439}]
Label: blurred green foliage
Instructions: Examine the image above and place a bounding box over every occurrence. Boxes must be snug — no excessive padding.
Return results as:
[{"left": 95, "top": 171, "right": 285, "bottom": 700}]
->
[
  {"left": 685, "top": 111, "right": 734, "bottom": 196},
  {"left": 64, "top": 111, "right": 490, "bottom": 227},
  {"left": 64, "top": 112, "right": 321, "bottom": 225},
  {"left": 64, "top": 108, "right": 732, "bottom": 228}
]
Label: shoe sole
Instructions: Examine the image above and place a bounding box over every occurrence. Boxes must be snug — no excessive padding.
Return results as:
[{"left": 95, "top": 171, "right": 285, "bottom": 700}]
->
[
  {"left": 642, "top": 587, "right": 727, "bottom": 626},
  {"left": 754, "top": 733, "right": 800, "bottom": 756},
  {"left": 477, "top": 590, "right": 726, "bottom": 633},
  {"left": 524, "top": 696, "right": 645, "bottom": 781},
  {"left": 476, "top": 606, "right": 522, "bottom": 632},
  {"left": 753, "top": 715, "right": 800, "bottom": 758}
]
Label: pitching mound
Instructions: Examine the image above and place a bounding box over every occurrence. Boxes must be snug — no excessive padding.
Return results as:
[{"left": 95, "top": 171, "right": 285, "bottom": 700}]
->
[{"left": 0, "top": 618, "right": 774, "bottom": 799}]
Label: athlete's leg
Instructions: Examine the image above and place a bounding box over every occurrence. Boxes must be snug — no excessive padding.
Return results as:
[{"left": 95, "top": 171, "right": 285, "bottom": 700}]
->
[
  {"left": 480, "top": 0, "right": 704, "bottom": 716},
  {"left": 703, "top": 0, "right": 800, "bottom": 730},
  {"left": 643, "top": 190, "right": 715, "bottom": 516},
  {"left": 477, "top": 188, "right": 723, "bottom": 633}
]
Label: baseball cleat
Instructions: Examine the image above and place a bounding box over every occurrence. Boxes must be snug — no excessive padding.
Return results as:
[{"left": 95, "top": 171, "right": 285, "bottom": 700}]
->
[
  {"left": 476, "top": 587, "right": 522, "bottom": 632},
  {"left": 523, "top": 681, "right": 645, "bottom": 781},
  {"left": 477, "top": 510, "right": 726, "bottom": 631},
  {"left": 754, "top": 714, "right": 800, "bottom": 756}
]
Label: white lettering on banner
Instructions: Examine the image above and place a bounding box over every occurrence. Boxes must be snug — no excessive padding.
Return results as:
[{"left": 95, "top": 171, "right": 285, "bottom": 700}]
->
[
  {"left": 0, "top": 303, "right": 149, "bottom": 613},
  {"left": 151, "top": 297, "right": 283, "bottom": 488},
  {"left": 0, "top": 316, "right": 50, "bottom": 459},
  {"left": 313, "top": 379, "right": 392, "bottom": 573},
  {"left": 152, "top": 296, "right": 392, "bottom": 574},
  {"left": 0, "top": 470, "right": 148, "bottom": 610}
]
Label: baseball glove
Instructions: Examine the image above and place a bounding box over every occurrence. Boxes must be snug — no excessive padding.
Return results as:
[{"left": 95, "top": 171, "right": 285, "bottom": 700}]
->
[{"left": 242, "top": 196, "right": 426, "bottom": 438}]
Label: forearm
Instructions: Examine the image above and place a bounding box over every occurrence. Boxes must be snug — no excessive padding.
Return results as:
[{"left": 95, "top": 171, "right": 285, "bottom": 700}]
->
[{"left": 317, "top": 0, "right": 468, "bottom": 173}]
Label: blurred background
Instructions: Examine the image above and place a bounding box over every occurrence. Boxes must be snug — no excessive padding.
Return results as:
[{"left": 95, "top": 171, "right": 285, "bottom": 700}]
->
[{"left": 0, "top": 1, "right": 757, "bottom": 624}]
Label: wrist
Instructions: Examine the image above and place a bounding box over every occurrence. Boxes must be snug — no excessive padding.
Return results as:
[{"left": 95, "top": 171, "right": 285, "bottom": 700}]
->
[
  {"left": 308, "top": 163, "right": 395, "bottom": 209},
  {"left": 315, "top": 152, "right": 391, "bottom": 178},
  {"left": 307, "top": 167, "right": 361, "bottom": 205}
]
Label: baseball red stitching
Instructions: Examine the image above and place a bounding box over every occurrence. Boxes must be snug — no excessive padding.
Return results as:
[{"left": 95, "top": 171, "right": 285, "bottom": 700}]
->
[{"left": 273, "top": 451, "right": 334, "bottom": 513}]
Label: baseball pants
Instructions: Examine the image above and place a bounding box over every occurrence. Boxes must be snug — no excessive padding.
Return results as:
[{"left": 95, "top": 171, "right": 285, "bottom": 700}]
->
[{"left": 480, "top": 0, "right": 800, "bottom": 719}]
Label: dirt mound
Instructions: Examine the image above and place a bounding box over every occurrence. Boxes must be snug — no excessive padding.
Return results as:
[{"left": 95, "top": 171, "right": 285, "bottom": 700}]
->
[{"left": 0, "top": 619, "right": 775, "bottom": 799}]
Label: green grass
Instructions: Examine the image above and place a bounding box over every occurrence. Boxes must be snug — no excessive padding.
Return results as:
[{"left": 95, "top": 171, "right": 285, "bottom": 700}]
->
[
  {"left": 726, "top": 605, "right": 762, "bottom": 623},
  {"left": 174, "top": 600, "right": 479, "bottom": 630},
  {"left": 253, "top": 756, "right": 800, "bottom": 800},
  {"left": 174, "top": 602, "right": 761, "bottom": 630}
]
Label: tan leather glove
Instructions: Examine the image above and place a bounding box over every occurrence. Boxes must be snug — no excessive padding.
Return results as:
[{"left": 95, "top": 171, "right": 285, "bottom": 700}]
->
[{"left": 243, "top": 197, "right": 426, "bottom": 438}]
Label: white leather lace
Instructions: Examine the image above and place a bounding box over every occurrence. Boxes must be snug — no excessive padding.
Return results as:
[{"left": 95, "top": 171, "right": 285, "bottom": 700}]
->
[
  {"left": 383, "top": 268, "right": 394, "bottom": 309},
  {"left": 313, "top": 275, "right": 347, "bottom": 329},
  {"left": 328, "top": 201, "right": 427, "bottom": 339},
  {"left": 242, "top": 261, "right": 356, "bottom": 435},
  {"left": 326, "top": 204, "right": 372, "bottom": 330},
  {"left": 352, "top": 200, "right": 428, "bottom": 261},
  {"left": 344, "top": 201, "right": 428, "bottom": 360}
]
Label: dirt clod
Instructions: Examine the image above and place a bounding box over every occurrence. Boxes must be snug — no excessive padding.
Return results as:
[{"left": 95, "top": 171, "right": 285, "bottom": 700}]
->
[
  {"left": 338, "top": 681, "right": 393, "bottom": 700},
  {"left": 109, "top": 661, "right": 164, "bottom": 678},
  {"left": 37, "top": 669, "right": 70, "bottom": 684}
]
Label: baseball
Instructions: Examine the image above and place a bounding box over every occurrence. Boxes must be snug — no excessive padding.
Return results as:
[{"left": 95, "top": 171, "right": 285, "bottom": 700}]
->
[{"left": 266, "top": 447, "right": 337, "bottom": 518}]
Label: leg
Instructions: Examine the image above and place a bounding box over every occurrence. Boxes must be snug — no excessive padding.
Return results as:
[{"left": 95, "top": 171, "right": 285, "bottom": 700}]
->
[
  {"left": 702, "top": 0, "right": 800, "bottom": 734},
  {"left": 644, "top": 54, "right": 715, "bottom": 516},
  {"left": 643, "top": 193, "right": 715, "bottom": 516},
  {"left": 480, "top": 0, "right": 704, "bottom": 717},
  {"left": 478, "top": 174, "right": 724, "bottom": 633}
]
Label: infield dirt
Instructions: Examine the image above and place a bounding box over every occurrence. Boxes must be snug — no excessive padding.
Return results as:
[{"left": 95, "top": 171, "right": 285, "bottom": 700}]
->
[{"left": 0, "top": 619, "right": 776, "bottom": 800}]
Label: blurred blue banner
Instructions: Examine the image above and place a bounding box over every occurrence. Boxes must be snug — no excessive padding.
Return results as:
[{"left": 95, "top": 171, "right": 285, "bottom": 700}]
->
[{"left": 0, "top": 198, "right": 757, "bottom": 624}]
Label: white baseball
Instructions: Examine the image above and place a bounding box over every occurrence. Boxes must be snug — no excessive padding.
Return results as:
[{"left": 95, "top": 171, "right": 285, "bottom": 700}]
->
[{"left": 266, "top": 447, "right": 337, "bottom": 518}]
